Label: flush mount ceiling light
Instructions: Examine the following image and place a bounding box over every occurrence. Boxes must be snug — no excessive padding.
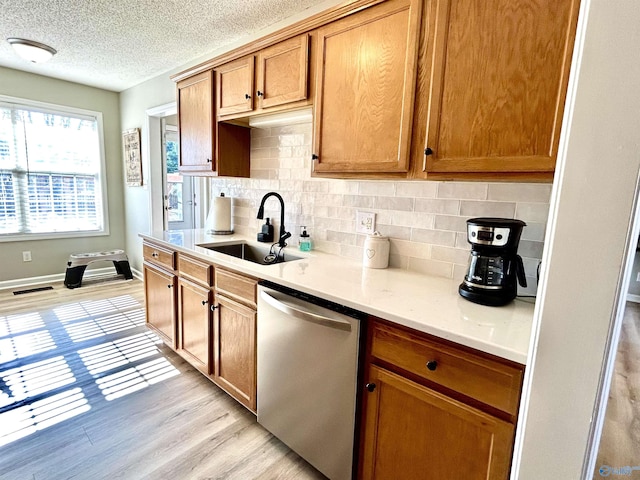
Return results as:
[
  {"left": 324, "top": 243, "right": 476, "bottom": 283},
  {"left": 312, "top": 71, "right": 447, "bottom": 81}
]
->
[{"left": 7, "top": 38, "right": 57, "bottom": 63}]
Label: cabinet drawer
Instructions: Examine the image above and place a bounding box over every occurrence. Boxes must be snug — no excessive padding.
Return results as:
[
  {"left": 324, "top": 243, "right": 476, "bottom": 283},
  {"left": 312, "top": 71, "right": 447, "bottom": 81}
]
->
[
  {"left": 178, "top": 254, "right": 213, "bottom": 287},
  {"left": 143, "top": 242, "right": 176, "bottom": 271},
  {"left": 370, "top": 320, "right": 524, "bottom": 416},
  {"left": 215, "top": 268, "right": 257, "bottom": 307}
]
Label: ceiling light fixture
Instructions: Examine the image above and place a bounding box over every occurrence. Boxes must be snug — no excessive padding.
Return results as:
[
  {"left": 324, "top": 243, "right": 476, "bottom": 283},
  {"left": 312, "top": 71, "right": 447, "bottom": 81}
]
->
[{"left": 7, "top": 38, "right": 57, "bottom": 63}]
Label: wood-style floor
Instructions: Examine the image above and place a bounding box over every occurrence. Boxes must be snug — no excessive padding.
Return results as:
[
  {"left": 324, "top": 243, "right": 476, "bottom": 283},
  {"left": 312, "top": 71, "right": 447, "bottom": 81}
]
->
[
  {"left": 0, "top": 277, "right": 325, "bottom": 480},
  {"left": 595, "top": 301, "right": 640, "bottom": 476}
]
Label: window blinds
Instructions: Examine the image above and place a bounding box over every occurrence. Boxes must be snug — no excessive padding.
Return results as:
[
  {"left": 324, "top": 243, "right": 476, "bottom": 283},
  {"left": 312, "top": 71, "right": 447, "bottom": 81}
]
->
[{"left": 0, "top": 101, "right": 105, "bottom": 237}]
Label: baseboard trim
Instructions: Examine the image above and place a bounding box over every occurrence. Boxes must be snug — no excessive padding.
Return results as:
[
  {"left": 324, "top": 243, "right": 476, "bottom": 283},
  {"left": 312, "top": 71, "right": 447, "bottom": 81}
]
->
[
  {"left": 627, "top": 293, "right": 640, "bottom": 303},
  {"left": 0, "top": 267, "right": 143, "bottom": 292}
]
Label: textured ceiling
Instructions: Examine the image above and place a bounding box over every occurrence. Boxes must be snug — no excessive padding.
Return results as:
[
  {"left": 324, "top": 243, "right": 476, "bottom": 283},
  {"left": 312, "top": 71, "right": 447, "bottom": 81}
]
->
[{"left": 0, "top": 0, "right": 324, "bottom": 92}]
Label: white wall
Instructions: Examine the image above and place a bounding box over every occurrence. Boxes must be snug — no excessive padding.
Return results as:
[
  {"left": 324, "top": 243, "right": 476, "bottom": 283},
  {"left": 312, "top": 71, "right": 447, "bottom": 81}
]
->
[
  {"left": 0, "top": 67, "right": 125, "bottom": 284},
  {"left": 513, "top": 0, "right": 640, "bottom": 478}
]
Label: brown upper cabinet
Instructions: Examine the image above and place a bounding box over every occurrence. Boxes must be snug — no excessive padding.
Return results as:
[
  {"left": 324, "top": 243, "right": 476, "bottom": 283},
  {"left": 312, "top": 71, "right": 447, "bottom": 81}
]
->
[
  {"left": 177, "top": 71, "right": 214, "bottom": 173},
  {"left": 216, "top": 34, "right": 311, "bottom": 120},
  {"left": 177, "top": 70, "right": 250, "bottom": 177},
  {"left": 172, "top": 0, "right": 580, "bottom": 181},
  {"left": 419, "top": 0, "right": 580, "bottom": 180},
  {"left": 311, "top": 0, "right": 423, "bottom": 176}
]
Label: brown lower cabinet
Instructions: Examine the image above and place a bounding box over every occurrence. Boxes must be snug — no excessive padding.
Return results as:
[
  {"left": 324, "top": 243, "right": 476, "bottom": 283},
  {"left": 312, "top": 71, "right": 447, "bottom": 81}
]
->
[
  {"left": 143, "top": 242, "right": 258, "bottom": 413},
  {"left": 213, "top": 294, "right": 257, "bottom": 411},
  {"left": 359, "top": 319, "right": 524, "bottom": 479},
  {"left": 177, "top": 277, "right": 212, "bottom": 374}
]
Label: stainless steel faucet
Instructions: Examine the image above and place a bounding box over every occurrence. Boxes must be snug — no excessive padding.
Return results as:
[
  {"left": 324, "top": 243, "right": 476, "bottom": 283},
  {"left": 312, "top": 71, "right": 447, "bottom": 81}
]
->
[{"left": 257, "top": 192, "right": 290, "bottom": 247}]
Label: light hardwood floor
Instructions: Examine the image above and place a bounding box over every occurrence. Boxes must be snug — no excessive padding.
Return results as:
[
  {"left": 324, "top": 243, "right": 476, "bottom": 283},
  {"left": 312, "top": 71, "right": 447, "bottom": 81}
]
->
[
  {"left": 0, "top": 277, "right": 325, "bottom": 480},
  {"left": 595, "top": 301, "right": 640, "bottom": 477}
]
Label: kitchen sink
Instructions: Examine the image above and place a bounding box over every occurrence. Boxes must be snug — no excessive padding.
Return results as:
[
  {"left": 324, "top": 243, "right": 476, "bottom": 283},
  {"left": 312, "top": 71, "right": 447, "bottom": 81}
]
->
[{"left": 197, "top": 242, "right": 302, "bottom": 265}]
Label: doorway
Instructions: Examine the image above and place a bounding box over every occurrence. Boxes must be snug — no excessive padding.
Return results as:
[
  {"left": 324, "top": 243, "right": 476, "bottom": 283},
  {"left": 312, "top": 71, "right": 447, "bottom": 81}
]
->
[{"left": 162, "top": 116, "right": 194, "bottom": 230}]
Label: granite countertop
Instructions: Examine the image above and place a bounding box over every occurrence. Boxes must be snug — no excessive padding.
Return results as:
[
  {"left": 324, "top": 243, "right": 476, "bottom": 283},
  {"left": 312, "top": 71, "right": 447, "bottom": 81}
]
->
[{"left": 140, "top": 229, "right": 535, "bottom": 364}]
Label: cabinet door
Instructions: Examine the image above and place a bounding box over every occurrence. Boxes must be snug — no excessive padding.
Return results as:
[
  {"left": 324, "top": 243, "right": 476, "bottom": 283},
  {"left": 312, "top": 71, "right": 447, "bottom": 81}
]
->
[
  {"left": 213, "top": 294, "right": 256, "bottom": 411},
  {"left": 178, "top": 278, "right": 211, "bottom": 373},
  {"left": 312, "top": 0, "right": 422, "bottom": 174},
  {"left": 256, "top": 35, "right": 309, "bottom": 110},
  {"left": 177, "top": 70, "right": 215, "bottom": 173},
  {"left": 217, "top": 56, "right": 255, "bottom": 117},
  {"left": 143, "top": 263, "right": 177, "bottom": 348},
  {"left": 423, "top": 0, "right": 580, "bottom": 176},
  {"left": 360, "top": 365, "right": 514, "bottom": 480}
]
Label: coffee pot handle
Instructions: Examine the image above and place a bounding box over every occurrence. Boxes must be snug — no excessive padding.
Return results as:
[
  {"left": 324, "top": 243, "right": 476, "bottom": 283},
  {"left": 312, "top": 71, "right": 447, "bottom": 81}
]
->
[{"left": 516, "top": 255, "right": 527, "bottom": 288}]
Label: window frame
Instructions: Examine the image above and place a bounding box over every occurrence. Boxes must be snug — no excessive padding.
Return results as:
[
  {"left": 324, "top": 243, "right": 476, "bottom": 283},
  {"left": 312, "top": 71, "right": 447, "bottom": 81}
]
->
[{"left": 0, "top": 95, "right": 110, "bottom": 242}]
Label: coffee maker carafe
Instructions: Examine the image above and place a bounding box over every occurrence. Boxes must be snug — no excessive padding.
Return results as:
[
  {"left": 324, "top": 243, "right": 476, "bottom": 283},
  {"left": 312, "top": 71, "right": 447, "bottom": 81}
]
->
[{"left": 459, "top": 218, "right": 527, "bottom": 306}]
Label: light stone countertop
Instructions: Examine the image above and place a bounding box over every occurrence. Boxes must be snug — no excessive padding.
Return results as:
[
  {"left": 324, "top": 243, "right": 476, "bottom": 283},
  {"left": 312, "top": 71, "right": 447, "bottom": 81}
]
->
[{"left": 140, "top": 229, "right": 535, "bottom": 365}]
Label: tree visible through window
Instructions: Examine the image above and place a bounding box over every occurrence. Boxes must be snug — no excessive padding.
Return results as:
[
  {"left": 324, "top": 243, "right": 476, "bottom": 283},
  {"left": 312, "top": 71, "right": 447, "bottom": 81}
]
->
[{"left": 0, "top": 99, "right": 106, "bottom": 238}]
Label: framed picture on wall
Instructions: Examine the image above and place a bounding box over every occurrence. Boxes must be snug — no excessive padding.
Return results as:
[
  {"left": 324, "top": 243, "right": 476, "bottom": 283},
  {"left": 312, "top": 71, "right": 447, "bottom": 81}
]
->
[{"left": 123, "top": 128, "right": 142, "bottom": 186}]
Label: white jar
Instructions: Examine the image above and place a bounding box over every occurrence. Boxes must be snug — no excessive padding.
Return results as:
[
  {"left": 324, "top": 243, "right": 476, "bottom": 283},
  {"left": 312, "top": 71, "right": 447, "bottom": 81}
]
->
[{"left": 363, "top": 232, "right": 390, "bottom": 269}]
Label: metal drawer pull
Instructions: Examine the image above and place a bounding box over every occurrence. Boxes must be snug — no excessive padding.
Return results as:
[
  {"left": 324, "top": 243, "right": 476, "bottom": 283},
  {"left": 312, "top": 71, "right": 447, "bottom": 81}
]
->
[
  {"left": 365, "top": 383, "right": 376, "bottom": 392},
  {"left": 426, "top": 360, "right": 438, "bottom": 371}
]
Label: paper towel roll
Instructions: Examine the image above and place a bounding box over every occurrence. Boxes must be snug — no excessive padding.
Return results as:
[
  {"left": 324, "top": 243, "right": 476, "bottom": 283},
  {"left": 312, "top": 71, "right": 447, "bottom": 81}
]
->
[{"left": 205, "top": 193, "right": 233, "bottom": 234}]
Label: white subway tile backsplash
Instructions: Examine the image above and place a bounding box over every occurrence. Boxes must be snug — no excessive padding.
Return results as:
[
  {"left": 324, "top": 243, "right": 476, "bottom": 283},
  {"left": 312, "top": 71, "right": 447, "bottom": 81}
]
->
[
  {"left": 434, "top": 215, "right": 468, "bottom": 232},
  {"left": 390, "top": 239, "right": 431, "bottom": 259},
  {"left": 376, "top": 225, "right": 411, "bottom": 241},
  {"left": 437, "top": 182, "right": 488, "bottom": 200},
  {"left": 374, "top": 196, "right": 414, "bottom": 211},
  {"left": 415, "top": 198, "right": 460, "bottom": 215},
  {"left": 206, "top": 123, "right": 550, "bottom": 284},
  {"left": 396, "top": 181, "right": 438, "bottom": 198},
  {"left": 387, "top": 211, "right": 435, "bottom": 229},
  {"left": 515, "top": 202, "right": 551, "bottom": 223},
  {"left": 459, "top": 200, "right": 516, "bottom": 218},
  {"left": 487, "top": 183, "right": 552, "bottom": 203},
  {"left": 521, "top": 222, "right": 547, "bottom": 242},
  {"left": 411, "top": 228, "right": 457, "bottom": 247},
  {"left": 343, "top": 195, "right": 376, "bottom": 208},
  {"left": 359, "top": 181, "right": 396, "bottom": 196}
]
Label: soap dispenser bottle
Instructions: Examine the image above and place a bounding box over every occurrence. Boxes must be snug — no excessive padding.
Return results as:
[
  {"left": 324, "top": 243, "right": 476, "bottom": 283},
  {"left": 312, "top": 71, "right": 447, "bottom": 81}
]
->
[
  {"left": 299, "top": 226, "right": 312, "bottom": 251},
  {"left": 257, "top": 217, "right": 274, "bottom": 243}
]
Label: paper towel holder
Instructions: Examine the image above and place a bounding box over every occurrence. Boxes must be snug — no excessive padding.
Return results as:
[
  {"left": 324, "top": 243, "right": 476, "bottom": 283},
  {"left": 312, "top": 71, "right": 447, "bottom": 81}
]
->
[{"left": 205, "top": 193, "right": 234, "bottom": 235}]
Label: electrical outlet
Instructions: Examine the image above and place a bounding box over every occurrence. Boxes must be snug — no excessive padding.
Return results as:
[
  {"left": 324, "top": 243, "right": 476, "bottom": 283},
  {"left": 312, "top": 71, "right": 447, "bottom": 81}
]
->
[
  {"left": 22, "top": 251, "right": 32, "bottom": 262},
  {"left": 356, "top": 211, "right": 376, "bottom": 234}
]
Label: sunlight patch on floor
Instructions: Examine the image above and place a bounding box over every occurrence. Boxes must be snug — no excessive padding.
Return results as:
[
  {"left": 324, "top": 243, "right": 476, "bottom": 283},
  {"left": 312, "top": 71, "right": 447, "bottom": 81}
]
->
[
  {"left": 63, "top": 307, "right": 145, "bottom": 343},
  {"left": 0, "top": 387, "right": 90, "bottom": 447},
  {"left": 0, "top": 329, "right": 57, "bottom": 363},
  {"left": 96, "top": 357, "right": 180, "bottom": 401},
  {"left": 0, "top": 356, "right": 76, "bottom": 408}
]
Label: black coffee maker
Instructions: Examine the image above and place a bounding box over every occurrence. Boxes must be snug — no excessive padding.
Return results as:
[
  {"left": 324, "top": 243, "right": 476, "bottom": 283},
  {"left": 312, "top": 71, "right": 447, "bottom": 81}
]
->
[{"left": 459, "top": 218, "right": 527, "bottom": 306}]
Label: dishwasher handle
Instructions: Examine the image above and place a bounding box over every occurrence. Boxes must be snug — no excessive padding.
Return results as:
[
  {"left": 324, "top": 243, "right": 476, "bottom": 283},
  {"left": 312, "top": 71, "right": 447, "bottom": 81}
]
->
[{"left": 260, "top": 290, "right": 352, "bottom": 332}]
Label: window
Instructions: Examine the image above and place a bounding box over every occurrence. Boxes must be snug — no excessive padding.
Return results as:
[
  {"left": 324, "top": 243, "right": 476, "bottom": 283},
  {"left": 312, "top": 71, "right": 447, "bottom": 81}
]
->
[{"left": 0, "top": 98, "right": 107, "bottom": 240}]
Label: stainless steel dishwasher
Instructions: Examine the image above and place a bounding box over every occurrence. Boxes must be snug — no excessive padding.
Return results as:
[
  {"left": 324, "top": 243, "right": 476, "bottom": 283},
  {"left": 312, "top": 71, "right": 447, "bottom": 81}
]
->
[{"left": 257, "top": 281, "right": 365, "bottom": 480}]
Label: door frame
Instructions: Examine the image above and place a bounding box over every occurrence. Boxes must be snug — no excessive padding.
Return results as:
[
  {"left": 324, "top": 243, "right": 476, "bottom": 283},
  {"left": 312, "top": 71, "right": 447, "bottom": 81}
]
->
[
  {"left": 145, "top": 102, "right": 176, "bottom": 233},
  {"left": 511, "top": 0, "right": 640, "bottom": 478}
]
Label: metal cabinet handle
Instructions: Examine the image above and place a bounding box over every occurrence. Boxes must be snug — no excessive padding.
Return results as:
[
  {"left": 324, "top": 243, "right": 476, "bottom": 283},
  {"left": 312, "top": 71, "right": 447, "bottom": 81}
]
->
[
  {"left": 260, "top": 290, "right": 352, "bottom": 332},
  {"left": 245, "top": 93, "right": 251, "bottom": 99},
  {"left": 201, "top": 300, "right": 208, "bottom": 306},
  {"left": 210, "top": 304, "right": 218, "bottom": 312},
  {"left": 257, "top": 90, "right": 264, "bottom": 97},
  {"left": 365, "top": 383, "right": 376, "bottom": 392},
  {"left": 424, "top": 147, "right": 433, "bottom": 156},
  {"left": 152, "top": 252, "right": 159, "bottom": 257},
  {"left": 167, "top": 284, "right": 173, "bottom": 289},
  {"left": 426, "top": 360, "right": 438, "bottom": 371},
  {"left": 206, "top": 158, "right": 212, "bottom": 163}
]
